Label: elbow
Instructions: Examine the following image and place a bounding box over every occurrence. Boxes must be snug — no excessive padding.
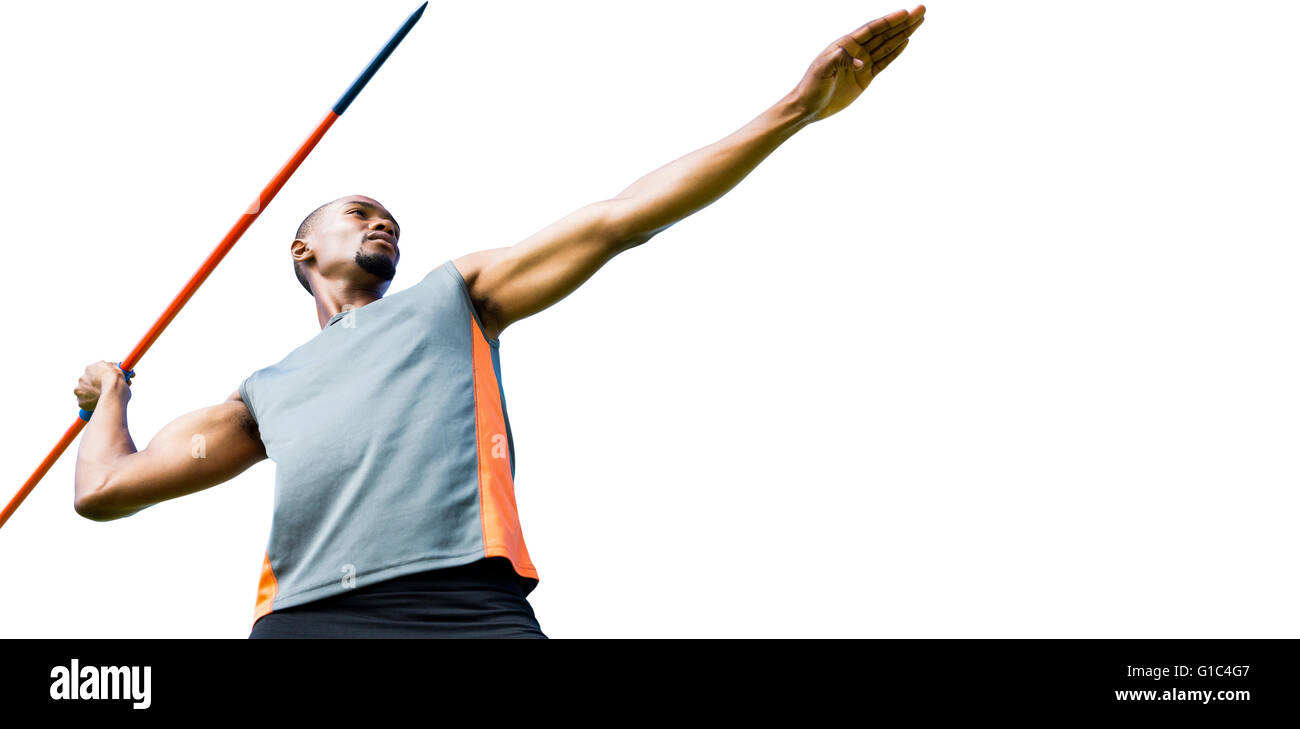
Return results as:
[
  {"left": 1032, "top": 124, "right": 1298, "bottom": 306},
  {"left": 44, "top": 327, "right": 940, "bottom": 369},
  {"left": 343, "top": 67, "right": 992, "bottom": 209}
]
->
[
  {"left": 75, "top": 504, "right": 130, "bottom": 522},
  {"left": 73, "top": 464, "right": 109, "bottom": 519},
  {"left": 74, "top": 482, "right": 125, "bottom": 522},
  {"left": 74, "top": 492, "right": 110, "bottom": 521},
  {"left": 602, "top": 199, "right": 671, "bottom": 253},
  {"left": 615, "top": 231, "right": 656, "bottom": 254},
  {"left": 611, "top": 224, "right": 670, "bottom": 254},
  {"left": 74, "top": 495, "right": 108, "bottom": 521}
]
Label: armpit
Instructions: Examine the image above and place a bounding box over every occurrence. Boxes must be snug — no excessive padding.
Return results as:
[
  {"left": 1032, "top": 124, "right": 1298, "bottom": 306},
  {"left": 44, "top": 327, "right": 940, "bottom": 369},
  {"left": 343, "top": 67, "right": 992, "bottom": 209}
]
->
[{"left": 226, "top": 399, "right": 261, "bottom": 442}]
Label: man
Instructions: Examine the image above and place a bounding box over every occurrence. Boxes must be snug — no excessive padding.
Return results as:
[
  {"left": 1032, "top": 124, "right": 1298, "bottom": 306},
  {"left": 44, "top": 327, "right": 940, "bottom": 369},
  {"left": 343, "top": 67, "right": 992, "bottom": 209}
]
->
[{"left": 71, "top": 6, "right": 926, "bottom": 638}]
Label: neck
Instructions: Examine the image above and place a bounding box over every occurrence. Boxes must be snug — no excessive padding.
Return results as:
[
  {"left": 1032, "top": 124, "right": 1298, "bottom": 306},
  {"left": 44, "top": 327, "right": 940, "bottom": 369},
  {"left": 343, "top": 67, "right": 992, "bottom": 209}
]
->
[{"left": 312, "top": 279, "right": 388, "bottom": 329}]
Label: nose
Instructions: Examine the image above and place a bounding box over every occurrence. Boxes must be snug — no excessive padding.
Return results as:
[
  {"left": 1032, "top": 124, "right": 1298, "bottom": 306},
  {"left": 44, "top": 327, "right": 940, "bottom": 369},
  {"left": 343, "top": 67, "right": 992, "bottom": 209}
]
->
[{"left": 369, "top": 219, "right": 396, "bottom": 236}]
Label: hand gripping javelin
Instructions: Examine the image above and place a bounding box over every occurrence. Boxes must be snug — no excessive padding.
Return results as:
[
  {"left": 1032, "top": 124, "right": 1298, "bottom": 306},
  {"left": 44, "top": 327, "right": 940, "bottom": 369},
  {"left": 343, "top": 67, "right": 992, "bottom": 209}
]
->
[{"left": 0, "top": 2, "right": 430, "bottom": 530}]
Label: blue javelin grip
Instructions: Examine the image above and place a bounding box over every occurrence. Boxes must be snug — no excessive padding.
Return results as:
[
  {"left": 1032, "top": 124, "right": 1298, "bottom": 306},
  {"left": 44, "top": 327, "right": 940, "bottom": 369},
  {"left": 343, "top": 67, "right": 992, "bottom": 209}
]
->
[{"left": 78, "top": 362, "right": 135, "bottom": 421}]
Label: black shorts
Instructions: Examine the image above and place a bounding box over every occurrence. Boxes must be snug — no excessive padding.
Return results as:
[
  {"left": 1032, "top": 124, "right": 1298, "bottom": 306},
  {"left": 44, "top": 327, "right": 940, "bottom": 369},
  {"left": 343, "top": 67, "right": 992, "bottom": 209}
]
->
[{"left": 248, "top": 557, "right": 546, "bottom": 639}]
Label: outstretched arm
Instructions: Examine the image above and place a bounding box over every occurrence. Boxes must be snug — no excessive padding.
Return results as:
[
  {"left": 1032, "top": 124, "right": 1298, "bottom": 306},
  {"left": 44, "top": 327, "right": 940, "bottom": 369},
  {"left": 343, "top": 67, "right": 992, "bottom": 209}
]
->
[
  {"left": 456, "top": 6, "right": 926, "bottom": 340},
  {"left": 608, "top": 5, "right": 925, "bottom": 238}
]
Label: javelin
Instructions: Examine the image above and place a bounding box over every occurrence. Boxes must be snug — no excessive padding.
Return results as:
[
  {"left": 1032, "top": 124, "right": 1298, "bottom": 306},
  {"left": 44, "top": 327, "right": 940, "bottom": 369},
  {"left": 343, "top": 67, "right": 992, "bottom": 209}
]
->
[{"left": 0, "top": 2, "right": 429, "bottom": 530}]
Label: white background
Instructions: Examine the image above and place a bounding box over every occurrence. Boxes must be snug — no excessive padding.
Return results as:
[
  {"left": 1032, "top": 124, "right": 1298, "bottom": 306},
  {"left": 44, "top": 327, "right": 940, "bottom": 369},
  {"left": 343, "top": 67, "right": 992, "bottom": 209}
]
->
[{"left": 0, "top": 0, "right": 1296, "bottom": 638}]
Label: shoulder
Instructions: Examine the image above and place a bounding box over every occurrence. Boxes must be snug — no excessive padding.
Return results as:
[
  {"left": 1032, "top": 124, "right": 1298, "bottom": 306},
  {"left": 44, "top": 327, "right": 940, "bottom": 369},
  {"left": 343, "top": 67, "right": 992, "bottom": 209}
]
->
[
  {"left": 449, "top": 250, "right": 511, "bottom": 340},
  {"left": 450, "top": 249, "right": 506, "bottom": 287}
]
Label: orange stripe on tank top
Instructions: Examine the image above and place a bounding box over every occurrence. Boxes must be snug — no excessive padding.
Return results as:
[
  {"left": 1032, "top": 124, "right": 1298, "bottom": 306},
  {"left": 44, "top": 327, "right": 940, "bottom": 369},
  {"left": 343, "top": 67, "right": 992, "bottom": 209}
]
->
[
  {"left": 469, "top": 315, "right": 537, "bottom": 579},
  {"left": 252, "top": 551, "right": 278, "bottom": 625}
]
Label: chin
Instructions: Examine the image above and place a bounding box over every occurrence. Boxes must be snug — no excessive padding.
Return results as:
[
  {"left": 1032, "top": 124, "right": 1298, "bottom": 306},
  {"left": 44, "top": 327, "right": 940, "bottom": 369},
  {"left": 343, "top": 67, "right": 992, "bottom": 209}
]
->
[{"left": 355, "top": 251, "right": 398, "bottom": 282}]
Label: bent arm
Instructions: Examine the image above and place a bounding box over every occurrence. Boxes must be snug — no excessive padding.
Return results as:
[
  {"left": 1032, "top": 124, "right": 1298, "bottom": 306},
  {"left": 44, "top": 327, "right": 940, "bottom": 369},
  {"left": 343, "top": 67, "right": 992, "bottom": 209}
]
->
[{"left": 74, "top": 388, "right": 267, "bottom": 521}]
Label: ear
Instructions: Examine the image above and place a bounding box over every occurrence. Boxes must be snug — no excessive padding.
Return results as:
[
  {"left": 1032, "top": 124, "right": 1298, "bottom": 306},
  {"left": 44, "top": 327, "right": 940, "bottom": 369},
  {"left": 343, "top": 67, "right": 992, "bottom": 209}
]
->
[{"left": 291, "top": 238, "right": 314, "bottom": 264}]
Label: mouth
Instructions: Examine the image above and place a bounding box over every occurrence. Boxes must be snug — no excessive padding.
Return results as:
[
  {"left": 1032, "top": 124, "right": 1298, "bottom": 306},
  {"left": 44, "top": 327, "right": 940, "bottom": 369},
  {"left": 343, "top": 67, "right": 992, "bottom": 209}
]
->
[{"left": 366, "top": 232, "right": 398, "bottom": 255}]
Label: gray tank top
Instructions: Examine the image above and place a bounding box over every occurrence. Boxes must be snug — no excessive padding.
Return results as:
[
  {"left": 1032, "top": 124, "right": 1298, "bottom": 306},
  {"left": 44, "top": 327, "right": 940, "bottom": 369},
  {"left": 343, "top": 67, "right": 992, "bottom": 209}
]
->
[{"left": 238, "top": 260, "right": 536, "bottom": 628}]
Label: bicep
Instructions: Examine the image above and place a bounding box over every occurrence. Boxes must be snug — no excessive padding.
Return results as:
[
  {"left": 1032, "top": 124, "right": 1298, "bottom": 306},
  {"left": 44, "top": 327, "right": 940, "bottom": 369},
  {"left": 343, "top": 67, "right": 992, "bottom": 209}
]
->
[
  {"left": 463, "top": 200, "right": 631, "bottom": 338},
  {"left": 88, "top": 399, "right": 267, "bottom": 520}
]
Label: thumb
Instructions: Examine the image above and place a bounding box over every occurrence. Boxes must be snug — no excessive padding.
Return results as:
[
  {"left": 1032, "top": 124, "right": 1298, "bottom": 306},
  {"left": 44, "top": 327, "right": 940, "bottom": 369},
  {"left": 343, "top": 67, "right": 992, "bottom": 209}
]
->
[{"left": 834, "top": 47, "right": 864, "bottom": 72}]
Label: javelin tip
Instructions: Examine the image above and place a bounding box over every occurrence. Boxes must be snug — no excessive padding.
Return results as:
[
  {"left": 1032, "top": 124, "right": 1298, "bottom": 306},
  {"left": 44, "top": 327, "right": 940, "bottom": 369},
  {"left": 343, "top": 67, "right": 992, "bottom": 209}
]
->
[{"left": 332, "top": 1, "right": 430, "bottom": 116}]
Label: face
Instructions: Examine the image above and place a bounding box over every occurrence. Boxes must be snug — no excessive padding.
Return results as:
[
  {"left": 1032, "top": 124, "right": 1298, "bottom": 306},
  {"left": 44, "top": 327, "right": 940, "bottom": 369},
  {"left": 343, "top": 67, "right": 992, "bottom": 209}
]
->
[{"left": 293, "top": 195, "right": 401, "bottom": 292}]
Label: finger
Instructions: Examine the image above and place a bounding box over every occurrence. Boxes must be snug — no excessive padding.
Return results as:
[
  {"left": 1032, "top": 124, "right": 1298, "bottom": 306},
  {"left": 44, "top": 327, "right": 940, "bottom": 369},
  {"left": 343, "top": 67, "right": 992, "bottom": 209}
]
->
[
  {"left": 873, "top": 38, "right": 909, "bottom": 75},
  {"left": 849, "top": 5, "right": 923, "bottom": 47},
  {"left": 848, "top": 9, "right": 911, "bottom": 45},
  {"left": 870, "top": 29, "right": 913, "bottom": 62},
  {"left": 864, "top": 12, "right": 924, "bottom": 54}
]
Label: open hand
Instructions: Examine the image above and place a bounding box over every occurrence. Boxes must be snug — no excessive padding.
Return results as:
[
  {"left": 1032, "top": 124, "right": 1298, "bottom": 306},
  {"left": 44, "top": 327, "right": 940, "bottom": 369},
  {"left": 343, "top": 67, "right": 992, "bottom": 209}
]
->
[{"left": 789, "top": 5, "right": 925, "bottom": 123}]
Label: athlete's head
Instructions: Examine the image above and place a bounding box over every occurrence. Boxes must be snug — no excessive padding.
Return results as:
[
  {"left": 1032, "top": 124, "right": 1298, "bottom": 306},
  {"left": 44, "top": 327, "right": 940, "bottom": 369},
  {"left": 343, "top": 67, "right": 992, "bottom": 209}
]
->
[{"left": 291, "top": 195, "right": 401, "bottom": 297}]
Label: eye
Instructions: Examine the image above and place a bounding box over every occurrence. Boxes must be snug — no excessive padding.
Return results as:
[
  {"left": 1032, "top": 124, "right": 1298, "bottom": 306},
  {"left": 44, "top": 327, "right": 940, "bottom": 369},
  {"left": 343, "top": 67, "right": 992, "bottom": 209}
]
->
[{"left": 350, "top": 209, "right": 365, "bottom": 217}]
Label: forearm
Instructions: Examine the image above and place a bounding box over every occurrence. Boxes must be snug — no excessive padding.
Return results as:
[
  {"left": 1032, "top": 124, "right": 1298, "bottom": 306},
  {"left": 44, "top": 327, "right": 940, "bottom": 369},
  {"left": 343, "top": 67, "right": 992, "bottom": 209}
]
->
[
  {"left": 74, "top": 378, "right": 138, "bottom": 508},
  {"left": 610, "top": 93, "right": 812, "bottom": 241}
]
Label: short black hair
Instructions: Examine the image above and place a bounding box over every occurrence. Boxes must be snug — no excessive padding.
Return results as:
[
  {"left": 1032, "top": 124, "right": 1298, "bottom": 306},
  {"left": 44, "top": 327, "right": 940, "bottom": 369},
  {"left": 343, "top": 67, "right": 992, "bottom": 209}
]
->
[{"left": 292, "top": 201, "right": 335, "bottom": 296}]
